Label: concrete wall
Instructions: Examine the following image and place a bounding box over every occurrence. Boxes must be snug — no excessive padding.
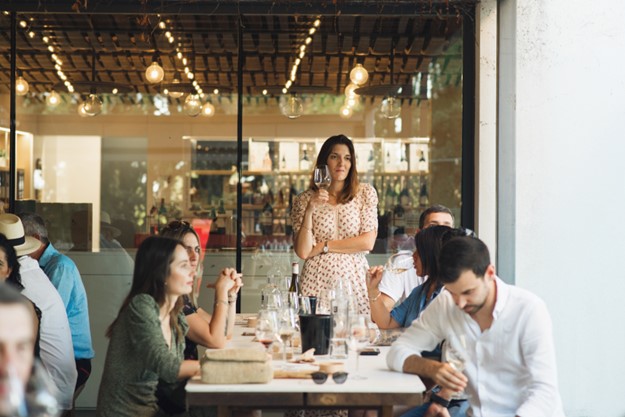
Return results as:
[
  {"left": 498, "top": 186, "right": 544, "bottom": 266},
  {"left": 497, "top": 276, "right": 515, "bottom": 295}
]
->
[{"left": 497, "top": 0, "right": 625, "bottom": 415}]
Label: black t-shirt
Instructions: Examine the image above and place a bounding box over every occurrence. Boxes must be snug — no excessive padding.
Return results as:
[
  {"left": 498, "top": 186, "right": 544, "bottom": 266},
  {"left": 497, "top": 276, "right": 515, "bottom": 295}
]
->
[{"left": 182, "top": 295, "right": 199, "bottom": 360}]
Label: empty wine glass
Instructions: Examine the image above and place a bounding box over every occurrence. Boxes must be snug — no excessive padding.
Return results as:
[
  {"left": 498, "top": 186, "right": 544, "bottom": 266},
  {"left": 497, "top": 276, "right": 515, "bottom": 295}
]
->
[
  {"left": 314, "top": 165, "right": 332, "bottom": 207},
  {"left": 255, "top": 309, "right": 279, "bottom": 353},
  {"left": 384, "top": 250, "right": 414, "bottom": 276},
  {"left": 0, "top": 363, "right": 26, "bottom": 417},
  {"left": 347, "top": 314, "right": 373, "bottom": 380}
]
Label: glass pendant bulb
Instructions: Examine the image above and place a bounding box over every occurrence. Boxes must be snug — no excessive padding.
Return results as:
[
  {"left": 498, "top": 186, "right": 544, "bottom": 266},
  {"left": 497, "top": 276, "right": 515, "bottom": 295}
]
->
[
  {"left": 344, "top": 83, "right": 359, "bottom": 98},
  {"left": 349, "top": 64, "right": 369, "bottom": 86},
  {"left": 339, "top": 105, "right": 353, "bottom": 119},
  {"left": 145, "top": 61, "right": 165, "bottom": 84},
  {"left": 82, "top": 94, "right": 102, "bottom": 116},
  {"left": 281, "top": 95, "right": 303, "bottom": 119},
  {"left": 46, "top": 91, "right": 61, "bottom": 107},
  {"left": 184, "top": 94, "right": 202, "bottom": 117},
  {"left": 77, "top": 102, "right": 90, "bottom": 117},
  {"left": 380, "top": 96, "right": 401, "bottom": 119},
  {"left": 168, "top": 78, "right": 184, "bottom": 98},
  {"left": 201, "top": 102, "right": 215, "bottom": 117},
  {"left": 16, "top": 76, "right": 29, "bottom": 96}
]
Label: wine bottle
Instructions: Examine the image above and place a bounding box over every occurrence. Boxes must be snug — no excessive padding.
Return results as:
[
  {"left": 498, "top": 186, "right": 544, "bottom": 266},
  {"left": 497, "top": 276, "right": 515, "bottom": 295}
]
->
[
  {"left": 289, "top": 262, "right": 300, "bottom": 295},
  {"left": 299, "top": 146, "right": 311, "bottom": 171}
]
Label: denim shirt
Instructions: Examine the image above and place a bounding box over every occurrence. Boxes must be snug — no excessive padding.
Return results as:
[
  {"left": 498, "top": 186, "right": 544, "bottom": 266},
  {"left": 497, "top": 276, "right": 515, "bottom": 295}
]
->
[{"left": 40, "top": 243, "right": 95, "bottom": 359}]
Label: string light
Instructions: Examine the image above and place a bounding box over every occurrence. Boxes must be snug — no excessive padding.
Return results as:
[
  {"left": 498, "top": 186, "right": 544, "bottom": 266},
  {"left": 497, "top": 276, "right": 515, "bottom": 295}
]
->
[{"left": 282, "top": 16, "right": 321, "bottom": 95}]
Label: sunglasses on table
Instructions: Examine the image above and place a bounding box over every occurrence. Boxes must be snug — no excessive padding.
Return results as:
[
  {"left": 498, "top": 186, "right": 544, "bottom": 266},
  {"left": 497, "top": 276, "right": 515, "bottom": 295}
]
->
[{"left": 310, "top": 371, "right": 348, "bottom": 385}]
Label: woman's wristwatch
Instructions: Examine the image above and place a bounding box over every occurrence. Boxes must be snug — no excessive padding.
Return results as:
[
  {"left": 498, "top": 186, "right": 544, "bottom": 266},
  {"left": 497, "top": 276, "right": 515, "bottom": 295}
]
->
[{"left": 322, "top": 241, "right": 329, "bottom": 254}]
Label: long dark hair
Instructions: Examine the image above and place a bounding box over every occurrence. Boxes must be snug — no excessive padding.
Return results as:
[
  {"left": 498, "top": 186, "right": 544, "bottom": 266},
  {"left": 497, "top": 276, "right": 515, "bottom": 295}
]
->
[
  {"left": 416, "top": 226, "right": 467, "bottom": 295},
  {"left": 0, "top": 233, "right": 23, "bottom": 290},
  {"left": 107, "top": 236, "right": 185, "bottom": 339},
  {"left": 310, "top": 134, "right": 360, "bottom": 204}
]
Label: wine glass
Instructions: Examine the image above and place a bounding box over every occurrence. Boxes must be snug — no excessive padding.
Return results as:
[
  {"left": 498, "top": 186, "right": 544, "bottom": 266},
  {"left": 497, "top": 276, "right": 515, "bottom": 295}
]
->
[
  {"left": 278, "top": 307, "right": 298, "bottom": 362},
  {"left": 313, "top": 165, "right": 332, "bottom": 204},
  {"left": 384, "top": 250, "right": 414, "bottom": 277},
  {"left": 444, "top": 335, "right": 471, "bottom": 400},
  {"left": 255, "top": 309, "right": 279, "bottom": 353},
  {"left": 347, "top": 314, "right": 373, "bottom": 380},
  {"left": 0, "top": 363, "right": 26, "bottom": 417},
  {"left": 24, "top": 359, "right": 60, "bottom": 417}
]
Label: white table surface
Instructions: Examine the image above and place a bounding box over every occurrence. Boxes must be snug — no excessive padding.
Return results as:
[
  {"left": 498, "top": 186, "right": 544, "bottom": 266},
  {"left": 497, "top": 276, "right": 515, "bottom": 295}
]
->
[{"left": 187, "top": 320, "right": 425, "bottom": 400}]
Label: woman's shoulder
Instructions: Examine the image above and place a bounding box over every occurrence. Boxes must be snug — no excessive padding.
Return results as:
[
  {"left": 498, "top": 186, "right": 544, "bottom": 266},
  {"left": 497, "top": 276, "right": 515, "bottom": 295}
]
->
[
  {"left": 293, "top": 189, "right": 314, "bottom": 204},
  {"left": 127, "top": 293, "right": 159, "bottom": 315},
  {"left": 356, "top": 183, "right": 378, "bottom": 200}
]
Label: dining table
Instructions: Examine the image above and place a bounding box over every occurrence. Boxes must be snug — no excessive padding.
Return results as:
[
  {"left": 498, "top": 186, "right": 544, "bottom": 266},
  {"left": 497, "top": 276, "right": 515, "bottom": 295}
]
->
[{"left": 186, "top": 315, "right": 426, "bottom": 417}]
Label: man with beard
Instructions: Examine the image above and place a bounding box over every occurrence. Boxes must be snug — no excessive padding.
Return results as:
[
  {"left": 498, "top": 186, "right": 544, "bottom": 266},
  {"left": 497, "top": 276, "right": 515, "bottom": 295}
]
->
[{"left": 387, "top": 236, "right": 564, "bottom": 417}]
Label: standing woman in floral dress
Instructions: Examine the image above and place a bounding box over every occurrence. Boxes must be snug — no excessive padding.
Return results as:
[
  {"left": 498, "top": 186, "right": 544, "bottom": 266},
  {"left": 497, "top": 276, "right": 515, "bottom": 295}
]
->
[{"left": 292, "top": 134, "right": 378, "bottom": 315}]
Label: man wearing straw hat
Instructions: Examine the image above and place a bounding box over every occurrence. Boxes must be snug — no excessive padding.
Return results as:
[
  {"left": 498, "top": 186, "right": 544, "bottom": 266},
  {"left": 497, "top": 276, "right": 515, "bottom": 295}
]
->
[{"left": 0, "top": 213, "right": 77, "bottom": 412}]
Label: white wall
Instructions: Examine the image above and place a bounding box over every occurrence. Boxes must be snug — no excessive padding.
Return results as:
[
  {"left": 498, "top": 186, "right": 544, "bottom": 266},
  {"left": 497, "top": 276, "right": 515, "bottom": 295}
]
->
[{"left": 498, "top": 1, "right": 625, "bottom": 415}]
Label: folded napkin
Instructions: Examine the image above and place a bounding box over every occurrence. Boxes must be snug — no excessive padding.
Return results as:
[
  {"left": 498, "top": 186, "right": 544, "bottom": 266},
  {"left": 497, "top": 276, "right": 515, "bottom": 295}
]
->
[{"left": 200, "top": 348, "right": 273, "bottom": 384}]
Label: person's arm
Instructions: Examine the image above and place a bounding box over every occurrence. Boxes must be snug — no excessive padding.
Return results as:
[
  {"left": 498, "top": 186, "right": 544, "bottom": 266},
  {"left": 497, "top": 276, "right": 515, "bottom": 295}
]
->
[
  {"left": 178, "top": 360, "right": 200, "bottom": 379},
  {"left": 292, "top": 190, "right": 328, "bottom": 259},
  {"left": 386, "top": 294, "right": 466, "bottom": 392},
  {"left": 368, "top": 266, "right": 401, "bottom": 329},
  {"left": 514, "top": 299, "right": 561, "bottom": 416},
  {"left": 307, "top": 230, "right": 376, "bottom": 258},
  {"left": 185, "top": 268, "right": 236, "bottom": 349},
  {"left": 225, "top": 272, "right": 243, "bottom": 339}
]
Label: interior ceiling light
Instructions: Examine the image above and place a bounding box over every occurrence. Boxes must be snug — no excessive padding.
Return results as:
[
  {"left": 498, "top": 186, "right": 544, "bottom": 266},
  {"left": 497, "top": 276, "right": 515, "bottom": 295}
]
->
[
  {"left": 201, "top": 102, "right": 215, "bottom": 117},
  {"left": 349, "top": 64, "right": 369, "bottom": 86},
  {"left": 184, "top": 94, "right": 202, "bottom": 117},
  {"left": 168, "top": 78, "right": 184, "bottom": 98},
  {"left": 145, "top": 61, "right": 165, "bottom": 84},
  {"left": 46, "top": 91, "right": 61, "bottom": 107},
  {"left": 345, "top": 83, "right": 359, "bottom": 98},
  {"left": 82, "top": 94, "right": 103, "bottom": 116},
  {"left": 77, "top": 102, "right": 90, "bottom": 117},
  {"left": 339, "top": 105, "right": 353, "bottom": 119},
  {"left": 380, "top": 96, "right": 401, "bottom": 119},
  {"left": 16, "top": 76, "right": 29, "bottom": 96},
  {"left": 281, "top": 95, "right": 303, "bottom": 119},
  {"left": 282, "top": 16, "right": 321, "bottom": 95}
]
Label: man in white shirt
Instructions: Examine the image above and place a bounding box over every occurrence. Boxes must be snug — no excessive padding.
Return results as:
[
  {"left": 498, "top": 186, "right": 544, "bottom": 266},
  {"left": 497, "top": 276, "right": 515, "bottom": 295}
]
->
[
  {"left": 387, "top": 236, "right": 564, "bottom": 417},
  {"left": 0, "top": 214, "right": 77, "bottom": 412},
  {"left": 377, "top": 205, "right": 455, "bottom": 307}
]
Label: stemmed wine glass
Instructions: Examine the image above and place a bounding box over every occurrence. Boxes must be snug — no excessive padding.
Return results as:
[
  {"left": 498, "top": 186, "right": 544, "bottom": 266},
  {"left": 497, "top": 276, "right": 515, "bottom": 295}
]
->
[
  {"left": 313, "top": 165, "right": 332, "bottom": 199},
  {"left": 384, "top": 250, "right": 414, "bottom": 277},
  {"left": 347, "top": 314, "right": 373, "bottom": 380},
  {"left": 255, "top": 309, "right": 280, "bottom": 353},
  {"left": 278, "top": 307, "right": 298, "bottom": 362}
]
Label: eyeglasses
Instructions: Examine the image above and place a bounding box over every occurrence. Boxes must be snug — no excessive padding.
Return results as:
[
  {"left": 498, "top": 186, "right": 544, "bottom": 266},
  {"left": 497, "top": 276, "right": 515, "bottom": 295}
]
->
[{"left": 310, "top": 371, "right": 348, "bottom": 385}]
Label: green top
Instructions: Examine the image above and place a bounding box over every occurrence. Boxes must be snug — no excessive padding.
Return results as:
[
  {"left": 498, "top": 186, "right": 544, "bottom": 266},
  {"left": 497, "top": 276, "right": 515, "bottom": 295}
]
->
[{"left": 96, "top": 294, "right": 188, "bottom": 417}]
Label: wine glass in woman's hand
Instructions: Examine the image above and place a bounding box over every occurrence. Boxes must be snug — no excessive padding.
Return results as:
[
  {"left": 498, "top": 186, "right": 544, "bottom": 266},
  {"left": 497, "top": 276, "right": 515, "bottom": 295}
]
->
[{"left": 313, "top": 165, "right": 332, "bottom": 207}]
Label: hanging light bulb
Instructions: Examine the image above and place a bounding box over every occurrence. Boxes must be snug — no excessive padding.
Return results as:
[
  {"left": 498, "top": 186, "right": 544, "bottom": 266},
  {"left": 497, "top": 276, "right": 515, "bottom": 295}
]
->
[
  {"left": 349, "top": 64, "right": 369, "bottom": 86},
  {"left": 339, "top": 105, "right": 353, "bottom": 119},
  {"left": 281, "top": 95, "right": 303, "bottom": 119},
  {"left": 145, "top": 61, "right": 165, "bottom": 84},
  {"left": 168, "top": 78, "right": 184, "bottom": 98},
  {"left": 77, "top": 102, "right": 90, "bottom": 117},
  {"left": 46, "top": 91, "right": 61, "bottom": 107},
  {"left": 344, "top": 83, "right": 359, "bottom": 98},
  {"left": 380, "top": 96, "right": 401, "bottom": 119},
  {"left": 16, "top": 76, "right": 29, "bottom": 96},
  {"left": 184, "top": 94, "right": 202, "bottom": 117},
  {"left": 82, "top": 94, "right": 103, "bottom": 116},
  {"left": 201, "top": 102, "right": 215, "bottom": 117},
  {"left": 346, "top": 95, "right": 360, "bottom": 108}
]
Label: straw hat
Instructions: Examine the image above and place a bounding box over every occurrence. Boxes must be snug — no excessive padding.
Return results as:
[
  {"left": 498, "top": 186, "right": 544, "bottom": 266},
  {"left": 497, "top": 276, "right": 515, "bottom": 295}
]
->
[
  {"left": 100, "top": 211, "right": 121, "bottom": 238},
  {"left": 0, "top": 213, "right": 42, "bottom": 256}
]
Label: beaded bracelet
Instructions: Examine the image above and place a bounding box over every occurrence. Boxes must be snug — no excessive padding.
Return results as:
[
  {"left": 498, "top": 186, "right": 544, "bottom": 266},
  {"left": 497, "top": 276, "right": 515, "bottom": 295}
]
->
[{"left": 215, "top": 300, "right": 229, "bottom": 307}]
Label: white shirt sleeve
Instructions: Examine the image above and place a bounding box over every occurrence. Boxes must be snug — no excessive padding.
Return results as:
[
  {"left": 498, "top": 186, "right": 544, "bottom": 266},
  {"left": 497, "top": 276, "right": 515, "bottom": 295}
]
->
[{"left": 386, "top": 293, "right": 447, "bottom": 372}]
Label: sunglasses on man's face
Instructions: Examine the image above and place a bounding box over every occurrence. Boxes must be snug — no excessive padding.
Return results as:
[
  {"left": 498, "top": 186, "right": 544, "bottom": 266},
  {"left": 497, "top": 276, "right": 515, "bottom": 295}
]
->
[{"left": 310, "top": 371, "right": 348, "bottom": 385}]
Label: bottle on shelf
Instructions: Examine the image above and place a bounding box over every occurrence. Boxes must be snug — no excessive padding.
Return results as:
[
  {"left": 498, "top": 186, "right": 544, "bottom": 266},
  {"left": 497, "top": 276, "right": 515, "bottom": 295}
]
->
[
  {"left": 260, "top": 202, "right": 273, "bottom": 236},
  {"left": 281, "top": 155, "right": 287, "bottom": 170},
  {"left": 289, "top": 262, "right": 300, "bottom": 296},
  {"left": 299, "top": 145, "right": 311, "bottom": 171},
  {"left": 399, "top": 145, "right": 408, "bottom": 171},
  {"left": 367, "top": 149, "right": 375, "bottom": 172}
]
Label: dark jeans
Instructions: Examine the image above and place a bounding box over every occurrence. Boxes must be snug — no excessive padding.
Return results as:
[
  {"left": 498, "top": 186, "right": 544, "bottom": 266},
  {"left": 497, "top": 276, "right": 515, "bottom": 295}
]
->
[{"left": 75, "top": 358, "right": 92, "bottom": 390}]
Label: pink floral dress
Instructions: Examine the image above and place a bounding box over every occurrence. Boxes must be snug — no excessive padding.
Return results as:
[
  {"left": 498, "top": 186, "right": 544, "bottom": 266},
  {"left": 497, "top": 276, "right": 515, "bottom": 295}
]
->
[{"left": 291, "top": 183, "right": 378, "bottom": 315}]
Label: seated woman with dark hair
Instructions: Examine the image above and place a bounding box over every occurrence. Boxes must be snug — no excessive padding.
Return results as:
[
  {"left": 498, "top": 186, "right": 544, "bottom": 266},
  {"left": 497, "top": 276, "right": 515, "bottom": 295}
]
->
[{"left": 96, "top": 236, "right": 202, "bottom": 417}]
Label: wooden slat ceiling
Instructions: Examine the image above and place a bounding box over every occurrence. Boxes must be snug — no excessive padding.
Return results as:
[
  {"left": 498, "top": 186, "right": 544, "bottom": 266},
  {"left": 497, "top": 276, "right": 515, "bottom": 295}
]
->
[{"left": 0, "top": 7, "right": 468, "bottom": 99}]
